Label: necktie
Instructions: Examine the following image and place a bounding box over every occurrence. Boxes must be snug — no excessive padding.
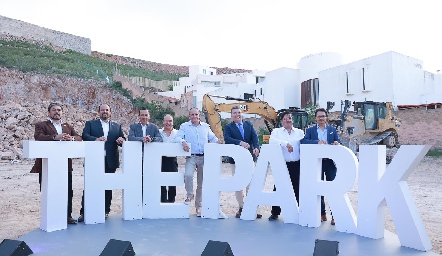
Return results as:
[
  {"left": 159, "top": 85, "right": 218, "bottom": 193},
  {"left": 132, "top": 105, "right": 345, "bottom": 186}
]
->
[{"left": 238, "top": 123, "right": 245, "bottom": 139}]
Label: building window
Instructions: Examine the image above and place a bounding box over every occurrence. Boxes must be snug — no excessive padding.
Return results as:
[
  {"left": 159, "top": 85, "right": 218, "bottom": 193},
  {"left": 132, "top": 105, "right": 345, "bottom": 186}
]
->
[
  {"left": 203, "top": 69, "right": 206, "bottom": 74},
  {"left": 362, "top": 68, "right": 365, "bottom": 91},
  {"left": 244, "top": 93, "right": 254, "bottom": 100},
  {"left": 256, "top": 77, "right": 265, "bottom": 84},
  {"left": 260, "top": 88, "right": 263, "bottom": 95},
  {"left": 346, "top": 72, "right": 349, "bottom": 93},
  {"left": 210, "top": 71, "right": 213, "bottom": 75},
  {"left": 254, "top": 90, "right": 256, "bottom": 97}
]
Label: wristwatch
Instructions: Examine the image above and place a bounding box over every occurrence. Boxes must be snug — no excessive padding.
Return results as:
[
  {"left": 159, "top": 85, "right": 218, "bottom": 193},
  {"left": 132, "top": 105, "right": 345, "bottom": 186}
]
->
[{"left": 53, "top": 135, "right": 56, "bottom": 141}]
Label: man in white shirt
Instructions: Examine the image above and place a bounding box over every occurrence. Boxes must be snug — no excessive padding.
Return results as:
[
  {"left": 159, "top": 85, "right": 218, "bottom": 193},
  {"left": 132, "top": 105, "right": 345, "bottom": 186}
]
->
[
  {"left": 159, "top": 114, "right": 178, "bottom": 203},
  {"left": 268, "top": 111, "right": 305, "bottom": 221}
]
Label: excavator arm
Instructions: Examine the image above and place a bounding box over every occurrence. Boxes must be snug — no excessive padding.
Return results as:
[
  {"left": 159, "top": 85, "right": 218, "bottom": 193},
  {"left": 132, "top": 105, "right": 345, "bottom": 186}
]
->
[{"left": 202, "top": 94, "right": 278, "bottom": 142}]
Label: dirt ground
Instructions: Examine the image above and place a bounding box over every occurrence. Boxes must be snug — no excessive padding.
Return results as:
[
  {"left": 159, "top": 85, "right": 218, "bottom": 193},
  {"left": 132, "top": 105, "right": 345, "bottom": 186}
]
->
[{"left": 0, "top": 155, "right": 441, "bottom": 254}]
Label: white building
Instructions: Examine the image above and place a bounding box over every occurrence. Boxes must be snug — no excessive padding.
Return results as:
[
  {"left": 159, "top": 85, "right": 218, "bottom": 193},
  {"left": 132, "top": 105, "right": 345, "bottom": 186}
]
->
[
  {"left": 318, "top": 51, "right": 442, "bottom": 110},
  {"left": 158, "top": 52, "right": 442, "bottom": 118}
]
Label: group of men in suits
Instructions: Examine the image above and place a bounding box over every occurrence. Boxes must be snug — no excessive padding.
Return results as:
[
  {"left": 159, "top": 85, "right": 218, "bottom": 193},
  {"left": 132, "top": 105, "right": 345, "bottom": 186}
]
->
[
  {"left": 32, "top": 103, "right": 176, "bottom": 224},
  {"left": 32, "top": 102, "right": 340, "bottom": 225}
]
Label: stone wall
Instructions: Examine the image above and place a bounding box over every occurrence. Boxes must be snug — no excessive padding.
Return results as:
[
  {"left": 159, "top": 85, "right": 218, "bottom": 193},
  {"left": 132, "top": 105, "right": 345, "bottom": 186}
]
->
[{"left": 0, "top": 15, "right": 91, "bottom": 55}]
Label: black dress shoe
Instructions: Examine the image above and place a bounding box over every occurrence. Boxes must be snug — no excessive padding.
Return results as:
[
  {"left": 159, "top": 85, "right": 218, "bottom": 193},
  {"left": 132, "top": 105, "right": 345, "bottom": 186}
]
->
[
  {"left": 235, "top": 207, "right": 243, "bottom": 218},
  {"left": 268, "top": 214, "right": 278, "bottom": 221},
  {"left": 78, "top": 214, "right": 84, "bottom": 223},
  {"left": 256, "top": 214, "right": 262, "bottom": 219},
  {"left": 67, "top": 216, "right": 77, "bottom": 224}
]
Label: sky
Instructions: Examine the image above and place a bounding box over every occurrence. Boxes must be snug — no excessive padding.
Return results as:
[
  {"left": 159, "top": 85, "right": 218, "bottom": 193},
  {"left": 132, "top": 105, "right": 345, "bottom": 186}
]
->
[{"left": 1, "top": 0, "right": 441, "bottom": 72}]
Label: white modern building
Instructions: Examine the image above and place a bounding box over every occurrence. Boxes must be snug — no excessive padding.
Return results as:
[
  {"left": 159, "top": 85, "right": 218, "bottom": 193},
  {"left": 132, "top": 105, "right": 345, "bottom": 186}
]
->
[
  {"left": 318, "top": 51, "right": 442, "bottom": 110},
  {"left": 158, "top": 51, "right": 442, "bottom": 118}
]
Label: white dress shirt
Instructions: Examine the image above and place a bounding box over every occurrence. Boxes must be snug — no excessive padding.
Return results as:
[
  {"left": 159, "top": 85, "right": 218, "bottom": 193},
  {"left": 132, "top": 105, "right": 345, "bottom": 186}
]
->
[
  {"left": 269, "top": 126, "right": 305, "bottom": 162},
  {"left": 160, "top": 128, "right": 178, "bottom": 143},
  {"left": 100, "top": 119, "right": 110, "bottom": 138}
]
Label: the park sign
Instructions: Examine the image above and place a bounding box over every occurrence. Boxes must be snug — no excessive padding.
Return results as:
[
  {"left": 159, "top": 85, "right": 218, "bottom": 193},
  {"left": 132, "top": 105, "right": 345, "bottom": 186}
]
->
[{"left": 22, "top": 141, "right": 432, "bottom": 251}]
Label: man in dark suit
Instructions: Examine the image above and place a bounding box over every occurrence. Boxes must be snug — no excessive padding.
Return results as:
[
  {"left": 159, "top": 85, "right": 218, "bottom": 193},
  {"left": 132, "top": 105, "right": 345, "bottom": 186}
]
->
[
  {"left": 302, "top": 108, "right": 341, "bottom": 225},
  {"left": 224, "top": 106, "right": 261, "bottom": 218},
  {"left": 31, "top": 102, "right": 83, "bottom": 224},
  {"left": 78, "top": 104, "right": 125, "bottom": 222},
  {"left": 128, "top": 107, "right": 162, "bottom": 201}
]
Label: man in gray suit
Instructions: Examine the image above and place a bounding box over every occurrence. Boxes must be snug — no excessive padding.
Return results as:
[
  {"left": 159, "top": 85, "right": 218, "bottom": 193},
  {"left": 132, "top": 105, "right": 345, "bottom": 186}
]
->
[
  {"left": 128, "top": 107, "right": 162, "bottom": 144},
  {"left": 128, "top": 107, "right": 162, "bottom": 201},
  {"left": 79, "top": 104, "right": 125, "bottom": 222}
]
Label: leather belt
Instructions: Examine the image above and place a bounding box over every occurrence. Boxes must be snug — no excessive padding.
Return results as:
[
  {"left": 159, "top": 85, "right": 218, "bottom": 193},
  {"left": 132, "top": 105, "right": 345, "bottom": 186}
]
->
[{"left": 191, "top": 153, "right": 204, "bottom": 156}]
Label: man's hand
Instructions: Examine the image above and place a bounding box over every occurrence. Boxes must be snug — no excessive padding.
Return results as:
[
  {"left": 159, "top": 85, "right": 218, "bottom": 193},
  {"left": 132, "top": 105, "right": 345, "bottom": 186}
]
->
[
  {"left": 318, "top": 140, "right": 327, "bottom": 145},
  {"left": 253, "top": 148, "right": 260, "bottom": 157},
  {"left": 116, "top": 137, "right": 124, "bottom": 145},
  {"left": 216, "top": 139, "right": 223, "bottom": 144},
  {"left": 96, "top": 136, "right": 107, "bottom": 142},
  {"left": 142, "top": 135, "right": 152, "bottom": 143},
  {"left": 286, "top": 143, "right": 294, "bottom": 153},
  {"left": 331, "top": 141, "right": 340, "bottom": 145},
  {"left": 182, "top": 141, "right": 190, "bottom": 152},
  {"left": 240, "top": 141, "right": 250, "bottom": 149}
]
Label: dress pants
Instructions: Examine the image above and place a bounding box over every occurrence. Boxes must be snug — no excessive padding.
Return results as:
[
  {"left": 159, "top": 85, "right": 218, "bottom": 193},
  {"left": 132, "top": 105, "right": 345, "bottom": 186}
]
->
[
  {"left": 80, "top": 157, "right": 116, "bottom": 214},
  {"left": 39, "top": 171, "right": 73, "bottom": 217},
  {"left": 321, "top": 158, "right": 337, "bottom": 216},
  {"left": 184, "top": 155, "right": 204, "bottom": 210},
  {"left": 271, "top": 161, "right": 300, "bottom": 216},
  {"left": 160, "top": 156, "right": 178, "bottom": 203}
]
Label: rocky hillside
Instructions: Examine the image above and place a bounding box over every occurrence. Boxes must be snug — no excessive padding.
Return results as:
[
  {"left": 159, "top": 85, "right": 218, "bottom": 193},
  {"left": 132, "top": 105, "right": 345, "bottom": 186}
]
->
[{"left": 0, "top": 66, "right": 136, "bottom": 159}]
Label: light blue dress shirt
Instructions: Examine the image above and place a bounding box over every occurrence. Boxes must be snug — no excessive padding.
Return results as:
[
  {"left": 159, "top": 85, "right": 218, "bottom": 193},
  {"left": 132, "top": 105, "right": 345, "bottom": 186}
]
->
[{"left": 175, "top": 121, "right": 219, "bottom": 154}]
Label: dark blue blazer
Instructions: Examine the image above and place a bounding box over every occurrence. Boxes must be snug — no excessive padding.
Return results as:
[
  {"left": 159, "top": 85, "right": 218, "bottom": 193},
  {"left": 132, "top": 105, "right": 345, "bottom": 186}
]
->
[
  {"left": 302, "top": 125, "right": 341, "bottom": 145},
  {"left": 82, "top": 119, "right": 125, "bottom": 170},
  {"left": 224, "top": 121, "right": 259, "bottom": 162}
]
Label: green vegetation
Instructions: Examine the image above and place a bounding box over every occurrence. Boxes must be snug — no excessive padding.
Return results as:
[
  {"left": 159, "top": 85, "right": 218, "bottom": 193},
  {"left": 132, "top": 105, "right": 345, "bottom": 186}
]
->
[
  {"left": 0, "top": 39, "right": 183, "bottom": 81},
  {"left": 304, "top": 104, "right": 319, "bottom": 124},
  {"left": 258, "top": 127, "right": 270, "bottom": 145},
  {"left": 173, "top": 115, "right": 189, "bottom": 129},
  {"left": 426, "top": 149, "right": 442, "bottom": 157}
]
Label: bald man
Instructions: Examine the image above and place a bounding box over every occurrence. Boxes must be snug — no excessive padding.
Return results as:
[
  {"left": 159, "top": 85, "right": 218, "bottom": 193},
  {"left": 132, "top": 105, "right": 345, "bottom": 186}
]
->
[{"left": 78, "top": 104, "right": 125, "bottom": 222}]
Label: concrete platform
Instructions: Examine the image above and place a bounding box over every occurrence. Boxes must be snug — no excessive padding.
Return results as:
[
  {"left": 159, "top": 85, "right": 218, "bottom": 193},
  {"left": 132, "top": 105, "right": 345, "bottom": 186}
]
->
[{"left": 18, "top": 214, "right": 438, "bottom": 256}]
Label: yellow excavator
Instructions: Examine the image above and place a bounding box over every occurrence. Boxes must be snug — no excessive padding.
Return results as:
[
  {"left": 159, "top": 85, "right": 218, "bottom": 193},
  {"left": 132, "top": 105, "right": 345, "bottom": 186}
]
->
[
  {"left": 202, "top": 94, "right": 309, "bottom": 143},
  {"left": 327, "top": 100, "right": 401, "bottom": 163}
]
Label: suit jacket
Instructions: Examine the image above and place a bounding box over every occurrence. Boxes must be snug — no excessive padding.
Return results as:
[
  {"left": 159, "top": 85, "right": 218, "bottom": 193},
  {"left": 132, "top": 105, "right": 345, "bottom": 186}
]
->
[
  {"left": 128, "top": 122, "right": 163, "bottom": 142},
  {"left": 82, "top": 119, "right": 125, "bottom": 170},
  {"left": 224, "top": 121, "right": 259, "bottom": 162},
  {"left": 30, "top": 120, "right": 80, "bottom": 173},
  {"left": 302, "top": 125, "right": 341, "bottom": 145}
]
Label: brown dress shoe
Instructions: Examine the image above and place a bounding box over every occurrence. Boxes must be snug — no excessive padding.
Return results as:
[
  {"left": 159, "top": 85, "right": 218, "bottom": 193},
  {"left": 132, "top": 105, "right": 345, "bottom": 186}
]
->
[
  {"left": 235, "top": 207, "right": 243, "bottom": 218},
  {"left": 67, "top": 216, "right": 77, "bottom": 224},
  {"left": 78, "top": 214, "right": 84, "bottom": 223},
  {"left": 331, "top": 217, "right": 335, "bottom": 225},
  {"left": 321, "top": 214, "right": 327, "bottom": 222}
]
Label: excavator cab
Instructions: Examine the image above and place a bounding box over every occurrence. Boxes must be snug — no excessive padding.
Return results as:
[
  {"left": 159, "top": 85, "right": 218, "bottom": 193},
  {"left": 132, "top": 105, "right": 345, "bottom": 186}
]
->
[{"left": 354, "top": 101, "right": 388, "bottom": 131}]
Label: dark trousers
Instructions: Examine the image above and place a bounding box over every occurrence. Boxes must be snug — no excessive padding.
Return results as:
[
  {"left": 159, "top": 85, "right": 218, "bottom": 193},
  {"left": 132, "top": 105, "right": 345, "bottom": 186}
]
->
[
  {"left": 271, "top": 160, "right": 300, "bottom": 216},
  {"left": 39, "top": 171, "right": 73, "bottom": 217},
  {"left": 321, "top": 158, "right": 337, "bottom": 216},
  {"left": 80, "top": 158, "right": 116, "bottom": 214},
  {"left": 160, "top": 156, "right": 178, "bottom": 203}
]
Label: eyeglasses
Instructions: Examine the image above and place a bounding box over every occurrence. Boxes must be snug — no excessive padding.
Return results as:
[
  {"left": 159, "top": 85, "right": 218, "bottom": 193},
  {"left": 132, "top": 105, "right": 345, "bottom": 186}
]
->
[{"left": 316, "top": 115, "right": 327, "bottom": 118}]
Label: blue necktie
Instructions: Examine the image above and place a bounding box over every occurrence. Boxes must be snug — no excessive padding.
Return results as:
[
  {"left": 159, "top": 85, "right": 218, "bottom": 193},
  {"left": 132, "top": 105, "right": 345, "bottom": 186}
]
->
[{"left": 238, "top": 123, "right": 245, "bottom": 139}]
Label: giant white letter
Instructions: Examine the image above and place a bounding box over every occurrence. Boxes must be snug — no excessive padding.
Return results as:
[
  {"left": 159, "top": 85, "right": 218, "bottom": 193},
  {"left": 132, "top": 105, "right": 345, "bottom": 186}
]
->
[
  {"left": 143, "top": 143, "right": 190, "bottom": 218},
  {"left": 357, "top": 145, "right": 432, "bottom": 251},
  {"left": 242, "top": 144, "right": 299, "bottom": 223},
  {"left": 22, "top": 140, "right": 84, "bottom": 232},
  {"left": 202, "top": 144, "right": 254, "bottom": 219},
  {"left": 299, "top": 145, "right": 357, "bottom": 233}
]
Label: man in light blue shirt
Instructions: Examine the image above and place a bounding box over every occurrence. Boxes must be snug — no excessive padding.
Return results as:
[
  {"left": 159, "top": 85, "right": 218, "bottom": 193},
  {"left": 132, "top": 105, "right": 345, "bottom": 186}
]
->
[{"left": 175, "top": 108, "right": 221, "bottom": 217}]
